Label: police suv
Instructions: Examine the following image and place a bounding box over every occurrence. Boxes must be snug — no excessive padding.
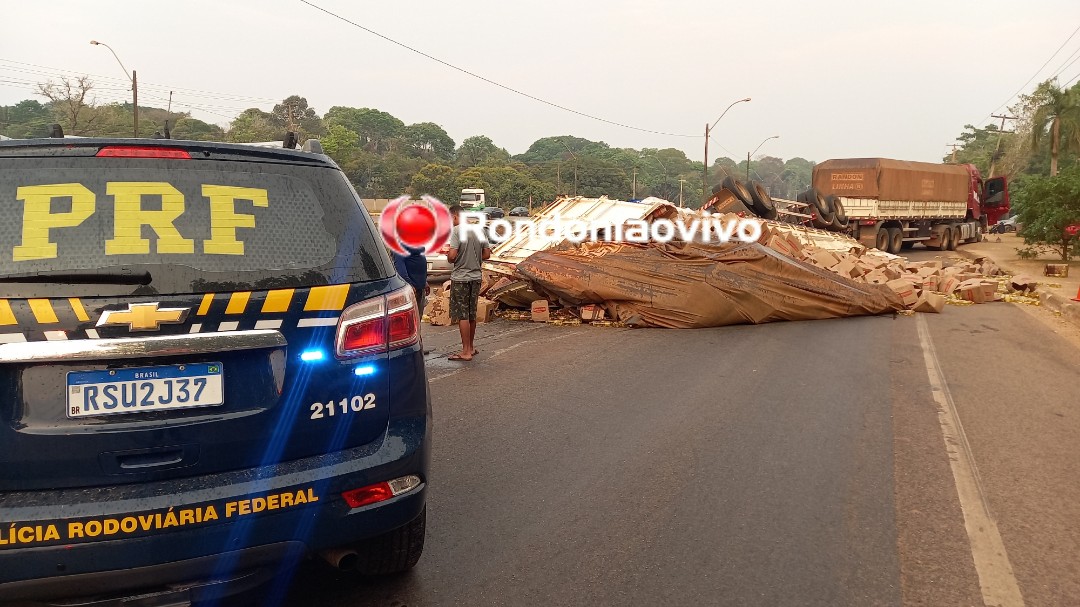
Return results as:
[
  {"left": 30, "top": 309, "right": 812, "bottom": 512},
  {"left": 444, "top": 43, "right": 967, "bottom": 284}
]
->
[{"left": 0, "top": 134, "right": 431, "bottom": 605}]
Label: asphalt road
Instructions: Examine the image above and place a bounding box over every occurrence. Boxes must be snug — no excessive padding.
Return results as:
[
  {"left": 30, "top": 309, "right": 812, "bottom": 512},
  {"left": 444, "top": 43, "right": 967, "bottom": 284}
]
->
[{"left": 280, "top": 254, "right": 1080, "bottom": 606}]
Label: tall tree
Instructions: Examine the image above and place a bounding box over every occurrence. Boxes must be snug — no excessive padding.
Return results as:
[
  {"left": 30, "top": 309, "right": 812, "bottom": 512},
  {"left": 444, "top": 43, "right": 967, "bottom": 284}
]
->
[
  {"left": 271, "top": 95, "right": 325, "bottom": 140},
  {"left": 409, "top": 163, "right": 459, "bottom": 204},
  {"left": 455, "top": 135, "right": 509, "bottom": 167},
  {"left": 1013, "top": 163, "right": 1080, "bottom": 259},
  {"left": 0, "top": 99, "right": 53, "bottom": 138},
  {"left": 402, "top": 122, "right": 455, "bottom": 161},
  {"left": 1029, "top": 80, "right": 1080, "bottom": 176},
  {"left": 227, "top": 108, "right": 279, "bottom": 143},
  {"left": 37, "top": 76, "right": 98, "bottom": 135},
  {"left": 324, "top": 107, "right": 404, "bottom": 154}
]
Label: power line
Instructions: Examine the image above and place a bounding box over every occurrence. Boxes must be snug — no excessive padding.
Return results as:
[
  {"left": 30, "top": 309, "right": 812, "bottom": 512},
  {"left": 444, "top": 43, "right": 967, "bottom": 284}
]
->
[
  {"left": 972, "top": 21, "right": 1080, "bottom": 125},
  {"left": 1048, "top": 43, "right": 1080, "bottom": 80},
  {"left": 297, "top": 0, "right": 700, "bottom": 138}
]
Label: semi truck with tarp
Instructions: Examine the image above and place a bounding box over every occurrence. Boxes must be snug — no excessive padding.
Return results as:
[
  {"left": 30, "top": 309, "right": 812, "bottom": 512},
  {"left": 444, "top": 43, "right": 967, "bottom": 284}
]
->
[{"left": 807, "top": 158, "right": 1010, "bottom": 254}]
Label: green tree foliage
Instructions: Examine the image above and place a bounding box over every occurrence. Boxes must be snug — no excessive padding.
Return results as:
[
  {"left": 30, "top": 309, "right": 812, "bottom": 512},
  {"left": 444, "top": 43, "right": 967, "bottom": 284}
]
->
[
  {"left": 321, "top": 124, "right": 360, "bottom": 161},
  {"left": 402, "top": 122, "right": 455, "bottom": 162},
  {"left": 228, "top": 108, "right": 279, "bottom": 143},
  {"left": 455, "top": 135, "right": 510, "bottom": 167},
  {"left": 943, "top": 124, "right": 1012, "bottom": 176},
  {"left": 409, "top": 163, "right": 459, "bottom": 204},
  {"left": 1028, "top": 80, "right": 1080, "bottom": 177},
  {"left": 0, "top": 100, "right": 53, "bottom": 138},
  {"left": 271, "top": 95, "right": 325, "bottom": 140},
  {"left": 325, "top": 107, "right": 404, "bottom": 154},
  {"left": 1013, "top": 164, "right": 1080, "bottom": 260}
]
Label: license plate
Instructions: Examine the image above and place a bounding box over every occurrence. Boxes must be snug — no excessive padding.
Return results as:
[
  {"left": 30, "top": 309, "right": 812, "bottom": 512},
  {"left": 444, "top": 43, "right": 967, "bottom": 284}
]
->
[{"left": 67, "top": 363, "right": 224, "bottom": 418}]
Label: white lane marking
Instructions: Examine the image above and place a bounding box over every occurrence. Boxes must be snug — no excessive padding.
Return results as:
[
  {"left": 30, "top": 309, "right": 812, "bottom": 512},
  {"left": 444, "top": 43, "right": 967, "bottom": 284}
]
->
[
  {"left": 915, "top": 314, "right": 1025, "bottom": 606},
  {"left": 189, "top": 323, "right": 203, "bottom": 334},
  {"left": 0, "top": 333, "right": 27, "bottom": 343},
  {"left": 427, "top": 329, "right": 589, "bottom": 383},
  {"left": 218, "top": 321, "right": 240, "bottom": 332},
  {"left": 44, "top": 331, "right": 68, "bottom": 341},
  {"left": 85, "top": 329, "right": 100, "bottom": 339},
  {"left": 255, "top": 319, "right": 283, "bottom": 330}
]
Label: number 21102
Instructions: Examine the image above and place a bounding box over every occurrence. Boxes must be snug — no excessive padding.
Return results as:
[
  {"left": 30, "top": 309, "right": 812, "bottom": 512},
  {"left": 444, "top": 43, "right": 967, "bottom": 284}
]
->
[{"left": 310, "top": 394, "right": 376, "bottom": 420}]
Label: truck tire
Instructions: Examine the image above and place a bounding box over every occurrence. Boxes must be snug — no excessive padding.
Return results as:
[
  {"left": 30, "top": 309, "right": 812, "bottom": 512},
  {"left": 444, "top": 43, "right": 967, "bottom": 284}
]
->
[
  {"left": 747, "top": 181, "right": 779, "bottom": 220},
  {"left": 722, "top": 177, "right": 755, "bottom": 209},
  {"left": 875, "top": 228, "right": 890, "bottom": 251},
  {"left": 827, "top": 196, "right": 847, "bottom": 225},
  {"left": 887, "top": 227, "right": 903, "bottom": 254},
  {"left": 947, "top": 227, "right": 958, "bottom": 251},
  {"left": 352, "top": 506, "right": 427, "bottom": 576}
]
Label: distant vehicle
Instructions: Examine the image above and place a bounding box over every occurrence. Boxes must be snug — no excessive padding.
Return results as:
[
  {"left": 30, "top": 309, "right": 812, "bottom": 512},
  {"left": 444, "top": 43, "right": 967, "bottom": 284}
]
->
[
  {"left": 990, "top": 215, "right": 1019, "bottom": 234},
  {"left": 810, "top": 158, "right": 1011, "bottom": 254},
  {"left": 460, "top": 188, "right": 486, "bottom": 210},
  {"left": 483, "top": 206, "right": 505, "bottom": 219},
  {"left": 509, "top": 206, "right": 530, "bottom": 217}
]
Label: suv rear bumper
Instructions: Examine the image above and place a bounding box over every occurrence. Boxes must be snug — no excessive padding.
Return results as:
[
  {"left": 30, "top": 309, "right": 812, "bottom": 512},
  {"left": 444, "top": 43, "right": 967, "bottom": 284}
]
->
[{"left": 0, "top": 415, "right": 429, "bottom": 604}]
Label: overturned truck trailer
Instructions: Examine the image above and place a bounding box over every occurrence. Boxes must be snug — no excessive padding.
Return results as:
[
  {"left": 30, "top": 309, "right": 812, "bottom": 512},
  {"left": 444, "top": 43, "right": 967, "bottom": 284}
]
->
[{"left": 478, "top": 195, "right": 909, "bottom": 327}]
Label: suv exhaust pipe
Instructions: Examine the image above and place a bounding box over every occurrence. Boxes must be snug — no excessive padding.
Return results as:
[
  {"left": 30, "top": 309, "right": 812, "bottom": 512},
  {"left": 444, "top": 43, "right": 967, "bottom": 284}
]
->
[{"left": 319, "top": 547, "right": 359, "bottom": 571}]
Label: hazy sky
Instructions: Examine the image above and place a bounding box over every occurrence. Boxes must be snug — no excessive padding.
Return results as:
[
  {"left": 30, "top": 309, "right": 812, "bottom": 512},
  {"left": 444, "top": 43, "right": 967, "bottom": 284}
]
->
[{"left": 3, "top": 1, "right": 1080, "bottom": 165}]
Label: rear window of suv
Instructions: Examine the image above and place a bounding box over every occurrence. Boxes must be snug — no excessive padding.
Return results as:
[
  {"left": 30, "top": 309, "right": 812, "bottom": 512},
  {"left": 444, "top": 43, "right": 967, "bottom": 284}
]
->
[{"left": 0, "top": 155, "right": 392, "bottom": 298}]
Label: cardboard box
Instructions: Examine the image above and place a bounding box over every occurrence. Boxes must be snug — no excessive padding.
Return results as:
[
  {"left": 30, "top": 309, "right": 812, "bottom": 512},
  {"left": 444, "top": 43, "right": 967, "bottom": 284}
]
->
[
  {"left": 883, "top": 266, "right": 904, "bottom": 280},
  {"left": 476, "top": 297, "right": 496, "bottom": 323},
  {"left": 833, "top": 256, "right": 862, "bottom": 279},
  {"left": 809, "top": 249, "right": 840, "bottom": 268},
  {"left": 865, "top": 270, "right": 890, "bottom": 284},
  {"left": 940, "top": 276, "right": 961, "bottom": 295},
  {"left": 426, "top": 295, "right": 452, "bottom": 326},
  {"left": 886, "top": 278, "right": 919, "bottom": 307},
  {"left": 979, "top": 281, "right": 998, "bottom": 300},
  {"left": 766, "top": 235, "right": 799, "bottom": 258},
  {"left": 913, "top": 291, "right": 945, "bottom": 313},
  {"left": 920, "top": 275, "right": 940, "bottom": 292},
  {"left": 958, "top": 283, "right": 986, "bottom": 304},
  {"left": 531, "top": 300, "right": 551, "bottom": 322},
  {"left": 579, "top": 304, "right": 606, "bottom": 321}
]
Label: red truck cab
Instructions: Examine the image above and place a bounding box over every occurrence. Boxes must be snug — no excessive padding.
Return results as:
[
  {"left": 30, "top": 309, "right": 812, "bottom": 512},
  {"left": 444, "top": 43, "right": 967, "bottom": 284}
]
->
[{"left": 964, "top": 164, "right": 1010, "bottom": 226}]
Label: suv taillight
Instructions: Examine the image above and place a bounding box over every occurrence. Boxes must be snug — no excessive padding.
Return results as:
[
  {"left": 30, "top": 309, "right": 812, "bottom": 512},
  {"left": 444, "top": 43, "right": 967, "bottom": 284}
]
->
[{"left": 336, "top": 286, "right": 420, "bottom": 358}]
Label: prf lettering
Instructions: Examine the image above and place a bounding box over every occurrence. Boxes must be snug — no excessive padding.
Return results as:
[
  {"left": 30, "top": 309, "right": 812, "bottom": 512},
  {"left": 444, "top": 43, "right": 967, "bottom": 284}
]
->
[{"left": 11, "top": 182, "right": 268, "bottom": 261}]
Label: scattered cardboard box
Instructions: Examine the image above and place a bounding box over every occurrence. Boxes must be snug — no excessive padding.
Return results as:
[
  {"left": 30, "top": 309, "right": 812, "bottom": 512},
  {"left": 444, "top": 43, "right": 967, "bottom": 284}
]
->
[
  {"left": 426, "top": 295, "right": 452, "bottom": 326},
  {"left": 579, "top": 304, "right": 606, "bottom": 321},
  {"left": 476, "top": 297, "right": 496, "bottom": 323},
  {"left": 913, "top": 291, "right": 945, "bottom": 313},
  {"left": 886, "top": 278, "right": 919, "bottom": 307},
  {"left": 531, "top": 300, "right": 551, "bottom": 322}
]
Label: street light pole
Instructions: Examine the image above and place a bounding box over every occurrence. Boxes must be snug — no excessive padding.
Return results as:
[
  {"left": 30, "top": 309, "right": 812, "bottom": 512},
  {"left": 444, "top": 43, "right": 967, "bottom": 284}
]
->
[
  {"left": 746, "top": 135, "right": 780, "bottom": 183},
  {"left": 90, "top": 40, "right": 138, "bottom": 137},
  {"left": 703, "top": 97, "right": 751, "bottom": 204}
]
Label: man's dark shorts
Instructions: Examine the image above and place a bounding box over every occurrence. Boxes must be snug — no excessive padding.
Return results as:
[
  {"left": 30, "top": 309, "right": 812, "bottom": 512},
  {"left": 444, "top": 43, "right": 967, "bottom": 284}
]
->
[{"left": 450, "top": 280, "right": 482, "bottom": 322}]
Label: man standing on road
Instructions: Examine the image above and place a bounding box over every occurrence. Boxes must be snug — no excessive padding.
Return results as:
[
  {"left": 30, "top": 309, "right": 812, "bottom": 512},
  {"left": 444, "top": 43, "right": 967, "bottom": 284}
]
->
[{"left": 446, "top": 205, "right": 490, "bottom": 361}]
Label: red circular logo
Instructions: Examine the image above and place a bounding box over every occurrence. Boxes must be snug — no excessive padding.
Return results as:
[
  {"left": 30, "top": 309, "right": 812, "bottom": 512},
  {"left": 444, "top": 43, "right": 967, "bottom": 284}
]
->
[{"left": 378, "top": 195, "right": 452, "bottom": 255}]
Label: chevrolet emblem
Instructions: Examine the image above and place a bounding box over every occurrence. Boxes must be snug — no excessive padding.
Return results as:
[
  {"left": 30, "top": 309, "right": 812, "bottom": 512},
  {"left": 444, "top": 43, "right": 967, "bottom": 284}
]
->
[{"left": 97, "top": 303, "right": 190, "bottom": 332}]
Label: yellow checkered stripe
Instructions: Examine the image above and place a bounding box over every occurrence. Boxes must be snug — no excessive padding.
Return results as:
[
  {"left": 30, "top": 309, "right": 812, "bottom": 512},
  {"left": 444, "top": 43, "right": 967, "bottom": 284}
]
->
[{"left": 0, "top": 284, "right": 354, "bottom": 343}]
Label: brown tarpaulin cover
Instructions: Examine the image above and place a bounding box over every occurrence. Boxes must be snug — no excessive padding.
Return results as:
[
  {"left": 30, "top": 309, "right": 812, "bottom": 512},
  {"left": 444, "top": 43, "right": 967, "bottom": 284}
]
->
[
  {"left": 812, "top": 158, "right": 970, "bottom": 203},
  {"left": 516, "top": 241, "right": 905, "bottom": 328}
]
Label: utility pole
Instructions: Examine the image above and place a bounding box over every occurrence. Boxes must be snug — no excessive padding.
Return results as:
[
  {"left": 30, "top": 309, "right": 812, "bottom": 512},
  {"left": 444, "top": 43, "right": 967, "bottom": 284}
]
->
[
  {"left": 945, "top": 143, "right": 961, "bottom": 162},
  {"left": 632, "top": 167, "right": 637, "bottom": 199},
  {"left": 678, "top": 178, "right": 687, "bottom": 207},
  {"left": 131, "top": 70, "right": 138, "bottom": 138},
  {"left": 703, "top": 122, "right": 710, "bottom": 205},
  {"left": 557, "top": 161, "right": 562, "bottom": 195},
  {"left": 988, "top": 113, "right": 1017, "bottom": 178},
  {"left": 746, "top": 151, "right": 751, "bottom": 182}
]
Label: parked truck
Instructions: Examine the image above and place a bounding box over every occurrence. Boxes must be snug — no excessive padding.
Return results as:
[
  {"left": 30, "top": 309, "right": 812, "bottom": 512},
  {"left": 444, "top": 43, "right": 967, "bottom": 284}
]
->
[{"left": 808, "top": 158, "right": 1010, "bottom": 254}]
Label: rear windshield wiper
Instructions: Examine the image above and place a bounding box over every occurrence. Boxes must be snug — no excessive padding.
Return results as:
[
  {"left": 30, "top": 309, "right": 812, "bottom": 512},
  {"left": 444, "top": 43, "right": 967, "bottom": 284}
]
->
[{"left": 0, "top": 268, "right": 153, "bottom": 285}]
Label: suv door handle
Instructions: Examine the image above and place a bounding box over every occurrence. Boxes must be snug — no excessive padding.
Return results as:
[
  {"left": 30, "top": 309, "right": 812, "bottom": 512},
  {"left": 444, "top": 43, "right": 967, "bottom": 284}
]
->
[{"left": 100, "top": 444, "right": 200, "bottom": 474}]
